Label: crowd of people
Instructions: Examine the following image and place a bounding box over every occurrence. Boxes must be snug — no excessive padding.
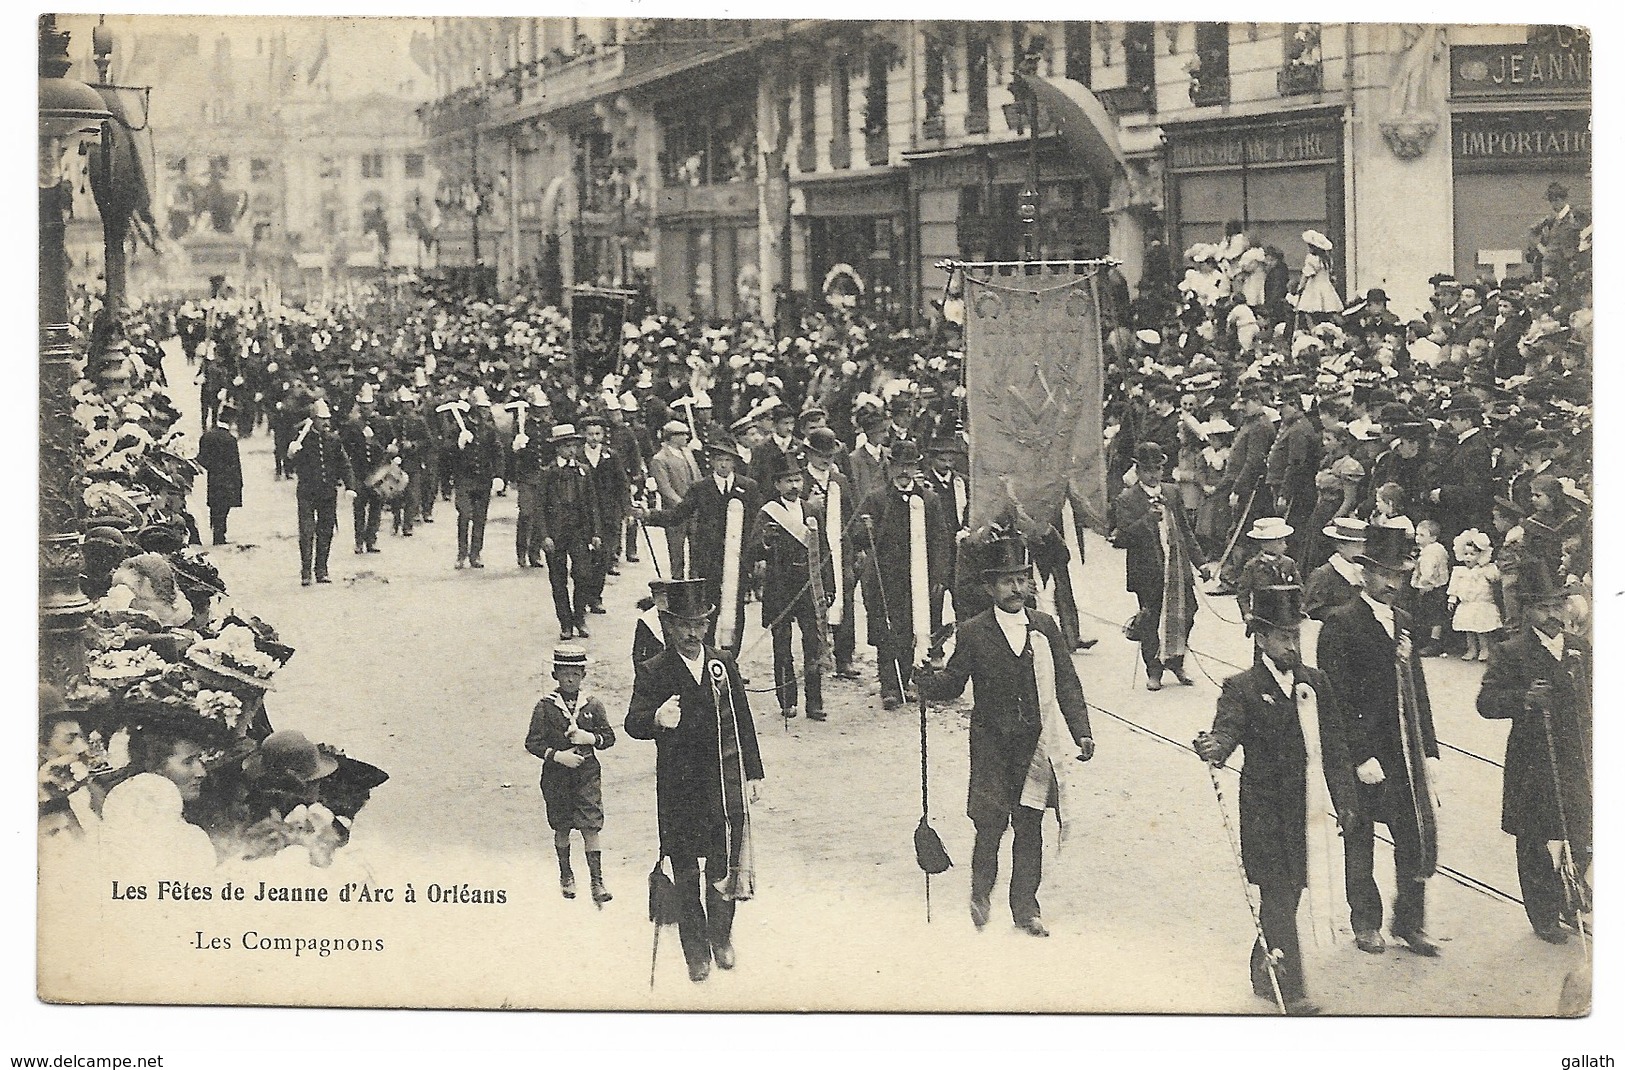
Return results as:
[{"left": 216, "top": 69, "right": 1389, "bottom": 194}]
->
[
  {"left": 44, "top": 182, "right": 1593, "bottom": 1004},
  {"left": 40, "top": 289, "right": 388, "bottom": 877}
]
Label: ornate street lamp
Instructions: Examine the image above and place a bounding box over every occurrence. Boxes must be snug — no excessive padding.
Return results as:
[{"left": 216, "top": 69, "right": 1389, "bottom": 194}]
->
[{"left": 39, "top": 14, "right": 111, "bottom": 685}]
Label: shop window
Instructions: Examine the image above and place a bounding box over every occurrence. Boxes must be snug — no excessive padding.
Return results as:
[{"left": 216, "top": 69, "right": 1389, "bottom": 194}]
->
[
  {"left": 1124, "top": 23, "right": 1156, "bottom": 107},
  {"left": 1190, "top": 23, "right": 1231, "bottom": 106},
  {"left": 965, "top": 29, "right": 989, "bottom": 134},
  {"left": 1064, "top": 22, "right": 1091, "bottom": 86},
  {"left": 405, "top": 153, "right": 426, "bottom": 178}
]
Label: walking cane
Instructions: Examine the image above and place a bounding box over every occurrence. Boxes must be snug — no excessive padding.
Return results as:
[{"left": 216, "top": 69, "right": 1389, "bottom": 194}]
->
[
  {"left": 1199, "top": 756, "right": 1288, "bottom": 1015},
  {"left": 1539, "top": 694, "right": 1590, "bottom": 950}
]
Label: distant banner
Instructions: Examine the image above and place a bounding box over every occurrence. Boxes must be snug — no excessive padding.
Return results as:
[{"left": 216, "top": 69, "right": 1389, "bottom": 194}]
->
[
  {"left": 963, "top": 264, "right": 1108, "bottom": 534},
  {"left": 570, "top": 289, "right": 628, "bottom": 386}
]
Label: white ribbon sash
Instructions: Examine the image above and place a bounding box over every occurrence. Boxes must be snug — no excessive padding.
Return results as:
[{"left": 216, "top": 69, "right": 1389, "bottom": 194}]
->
[
  {"left": 826, "top": 481, "right": 844, "bottom": 624},
  {"left": 1294, "top": 678, "right": 1342, "bottom": 947},
  {"left": 909, "top": 493, "right": 930, "bottom": 663},
  {"left": 1024, "top": 627, "right": 1079, "bottom": 842},
  {"left": 716, "top": 497, "right": 745, "bottom": 648},
  {"left": 761, "top": 499, "right": 809, "bottom": 547}
]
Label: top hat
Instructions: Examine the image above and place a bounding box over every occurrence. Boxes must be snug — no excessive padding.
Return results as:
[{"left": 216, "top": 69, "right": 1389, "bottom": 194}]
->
[
  {"left": 1246, "top": 517, "right": 1294, "bottom": 542},
  {"left": 653, "top": 577, "right": 714, "bottom": 620},
  {"left": 1354, "top": 520, "right": 1417, "bottom": 572},
  {"left": 244, "top": 730, "right": 340, "bottom": 783},
  {"left": 1247, "top": 585, "right": 1307, "bottom": 635},
  {"left": 888, "top": 440, "right": 924, "bottom": 467},
  {"left": 804, "top": 428, "right": 842, "bottom": 458},
  {"left": 552, "top": 644, "right": 590, "bottom": 669},
  {"left": 1133, "top": 442, "right": 1168, "bottom": 468},
  {"left": 767, "top": 451, "right": 805, "bottom": 483},
  {"left": 1322, "top": 517, "right": 1370, "bottom": 542},
  {"left": 549, "top": 423, "right": 583, "bottom": 443},
  {"left": 979, "top": 537, "right": 1033, "bottom": 578}
]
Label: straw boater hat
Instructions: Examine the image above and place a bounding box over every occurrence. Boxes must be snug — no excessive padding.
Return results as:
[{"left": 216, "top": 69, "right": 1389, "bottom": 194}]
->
[
  {"left": 1302, "top": 229, "right": 1334, "bottom": 251},
  {"left": 1246, "top": 517, "right": 1294, "bottom": 542},
  {"left": 1322, "top": 517, "right": 1369, "bottom": 542},
  {"left": 552, "top": 644, "right": 590, "bottom": 670}
]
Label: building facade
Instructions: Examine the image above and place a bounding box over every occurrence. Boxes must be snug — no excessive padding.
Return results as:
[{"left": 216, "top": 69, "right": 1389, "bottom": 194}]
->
[
  {"left": 423, "top": 20, "right": 1590, "bottom": 323},
  {"left": 61, "top": 15, "right": 441, "bottom": 300}
]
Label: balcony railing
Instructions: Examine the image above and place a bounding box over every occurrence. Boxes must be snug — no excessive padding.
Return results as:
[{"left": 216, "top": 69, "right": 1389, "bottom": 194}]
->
[
  {"left": 1278, "top": 63, "right": 1324, "bottom": 96},
  {"left": 1096, "top": 84, "right": 1154, "bottom": 115}
]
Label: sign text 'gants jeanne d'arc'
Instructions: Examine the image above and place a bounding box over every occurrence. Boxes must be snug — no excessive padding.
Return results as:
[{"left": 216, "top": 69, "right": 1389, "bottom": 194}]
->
[{"left": 1166, "top": 119, "right": 1340, "bottom": 172}]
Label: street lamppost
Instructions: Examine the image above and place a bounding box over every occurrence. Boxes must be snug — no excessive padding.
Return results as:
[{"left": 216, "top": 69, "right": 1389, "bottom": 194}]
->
[{"left": 39, "top": 13, "right": 111, "bottom": 686}]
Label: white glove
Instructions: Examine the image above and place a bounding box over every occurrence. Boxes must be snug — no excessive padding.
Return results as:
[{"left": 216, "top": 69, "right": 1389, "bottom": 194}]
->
[
  {"left": 512, "top": 432, "right": 529, "bottom": 452},
  {"left": 1356, "top": 757, "right": 1386, "bottom": 786},
  {"left": 457, "top": 429, "right": 474, "bottom": 448},
  {"left": 654, "top": 699, "right": 681, "bottom": 730},
  {"left": 491, "top": 477, "right": 506, "bottom": 494},
  {"left": 363, "top": 425, "right": 374, "bottom": 439},
  {"left": 391, "top": 456, "right": 403, "bottom": 467},
  {"left": 286, "top": 440, "right": 301, "bottom": 457}
]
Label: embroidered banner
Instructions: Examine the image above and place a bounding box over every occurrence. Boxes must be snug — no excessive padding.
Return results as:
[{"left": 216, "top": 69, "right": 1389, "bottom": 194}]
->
[
  {"left": 963, "top": 264, "right": 1108, "bottom": 533},
  {"left": 570, "top": 289, "right": 628, "bottom": 386}
]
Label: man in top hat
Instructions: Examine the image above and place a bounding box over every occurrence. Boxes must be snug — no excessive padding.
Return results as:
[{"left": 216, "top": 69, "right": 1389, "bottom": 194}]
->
[
  {"left": 1315, "top": 520, "right": 1442, "bottom": 957},
  {"left": 746, "top": 451, "right": 833, "bottom": 720},
  {"left": 801, "top": 428, "right": 861, "bottom": 678},
  {"left": 637, "top": 437, "right": 760, "bottom": 659},
  {"left": 1426, "top": 394, "right": 1492, "bottom": 544},
  {"left": 854, "top": 439, "right": 955, "bottom": 710},
  {"left": 916, "top": 535, "right": 1094, "bottom": 937},
  {"left": 195, "top": 407, "right": 243, "bottom": 546},
  {"left": 1195, "top": 585, "right": 1359, "bottom": 1015},
  {"left": 580, "top": 414, "right": 629, "bottom": 606},
  {"left": 650, "top": 419, "right": 703, "bottom": 578},
  {"left": 1476, "top": 563, "right": 1591, "bottom": 943},
  {"left": 284, "top": 397, "right": 356, "bottom": 586},
  {"left": 923, "top": 433, "right": 970, "bottom": 624},
  {"left": 1304, "top": 518, "right": 1367, "bottom": 621},
  {"left": 1112, "top": 442, "right": 1212, "bottom": 690},
  {"left": 625, "top": 578, "right": 764, "bottom": 983},
  {"left": 538, "top": 424, "right": 606, "bottom": 641}
]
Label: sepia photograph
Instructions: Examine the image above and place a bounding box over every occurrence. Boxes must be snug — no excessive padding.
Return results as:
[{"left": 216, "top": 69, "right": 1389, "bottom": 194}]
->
[{"left": 21, "top": 1, "right": 1606, "bottom": 1050}]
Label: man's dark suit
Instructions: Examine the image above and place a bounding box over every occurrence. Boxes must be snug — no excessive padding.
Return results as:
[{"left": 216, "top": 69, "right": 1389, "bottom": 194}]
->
[
  {"left": 1316, "top": 597, "right": 1438, "bottom": 939},
  {"left": 647, "top": 473, "right": 761, "bottom": 655},
  {"left": 625, "top": 647, "right": 763, "bottom": 976},
  {"left": 916, "top": 608, "right": 1090, "bottom": 927},
  {"left": 1205, "top": 660, "right": 1358, "bottom": 1002}
]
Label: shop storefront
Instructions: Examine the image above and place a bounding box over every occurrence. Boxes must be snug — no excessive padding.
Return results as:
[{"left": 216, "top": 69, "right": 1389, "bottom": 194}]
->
[
  {"left": 1163, "top": 110, "right": 1344, "bottom": 278},
  {"left": 796, "top": 170, "right": 908, "bottom": 320},
  {"left": 654, "top": 182, "right": 757, "bottom": 319},
  {"left": 1448, "top": 28, "right": 1590, "bottom": 284},
  {"left": 907, "top": 138, "right": 1107, "bottom": 321}
]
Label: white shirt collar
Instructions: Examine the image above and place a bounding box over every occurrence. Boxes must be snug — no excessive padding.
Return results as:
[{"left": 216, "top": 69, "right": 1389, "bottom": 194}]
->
[
  {"left": 862, "top": 441, "right": 882, "bottom": 460},
  {"left": 1330, "top": 554, "right": 1363, "bottom": 585},
  {"left": 678, "top": 650, "right": 705, "bottom": 683},
  {"left": 994, "top": 605, "right": 1029, "bottom": 655},
  {"left": 716, "top": 474, "right": 731, "bottom": 494},
  {"left": 1536, "top": 629, "right": 1565, "bottom": 662},
  {"left": 1361, "top": 593, "right": 1395, "bottom": 638}
]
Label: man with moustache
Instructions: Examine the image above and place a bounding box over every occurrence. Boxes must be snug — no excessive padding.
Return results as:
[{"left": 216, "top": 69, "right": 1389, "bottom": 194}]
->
[
  {"left": 915, "top": 536, "right": 1094, "bottom": 937},
  {"left": 1316, "top": 520, "right": 1443, "bottom": 958},
  {"left": 746, "top": 453, "right": 832, "bottom": 721},
  {"left": 1196, "top": 585, "right": 1359, "bottom": 1015},
  {"left": 625, "top": 579, "right": 764, "bottom": 983}
]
